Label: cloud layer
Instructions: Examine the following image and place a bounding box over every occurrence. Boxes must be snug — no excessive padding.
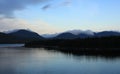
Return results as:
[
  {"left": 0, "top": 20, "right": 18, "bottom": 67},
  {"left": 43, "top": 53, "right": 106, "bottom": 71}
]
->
[
  {"left": 0, "top": 0, "right": 49, "bottom": 17},
  {"left": 0, "top": 18, "right": 61, "bottom": 34}
]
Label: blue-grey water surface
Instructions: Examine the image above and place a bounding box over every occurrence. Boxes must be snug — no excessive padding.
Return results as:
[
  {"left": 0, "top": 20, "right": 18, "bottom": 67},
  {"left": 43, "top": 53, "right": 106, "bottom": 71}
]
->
[{"left": 0, "top": 44, "right": 120, "bottom": 74}]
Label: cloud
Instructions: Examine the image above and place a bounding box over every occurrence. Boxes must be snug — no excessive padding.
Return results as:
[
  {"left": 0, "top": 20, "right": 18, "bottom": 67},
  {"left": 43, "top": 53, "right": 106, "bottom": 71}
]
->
[
  {"left": 0, "top": 18, "right": 61, "bottom": 34},
  {"left": 0, "top": 18, "right": 31, "bottom": 31},
  {"left": 30, "top": 20, "right": 62, "bottom": 34},
  {"left": 41, "top": 0, "right": 72, "bottom": 10},
  {"left": 0, "top": 0, "right": 50, "bottom": 17},
  {"left": 42, "top": 4, "right": 51, "bottom": 10},
  {"left": 0, "top": 0, "right": 64, "bottom": 34}
]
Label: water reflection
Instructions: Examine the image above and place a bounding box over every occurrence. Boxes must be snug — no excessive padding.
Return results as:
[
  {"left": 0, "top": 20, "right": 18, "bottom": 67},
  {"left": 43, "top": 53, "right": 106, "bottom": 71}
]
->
[
  {"left": 45, "top": 47, "right": 120, "bottom": 60},
  {"left": 0, "top": 47, "right": 120, "bottom": 74}
]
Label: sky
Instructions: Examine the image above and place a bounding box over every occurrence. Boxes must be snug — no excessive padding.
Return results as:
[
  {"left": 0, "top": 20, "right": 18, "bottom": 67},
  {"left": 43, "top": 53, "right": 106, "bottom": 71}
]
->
[{"left": 0, "top": 0, "right": 120, "bottom": 34}]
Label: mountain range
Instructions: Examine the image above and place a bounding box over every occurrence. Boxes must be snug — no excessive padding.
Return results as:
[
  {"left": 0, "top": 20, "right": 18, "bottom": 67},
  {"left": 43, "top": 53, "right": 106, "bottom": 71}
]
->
[
  {"left": 43, "top": 30, "right": 120, "bottom": 39},
  {"left": 0, "top": 29, "right": 119, "bottom": 43}
]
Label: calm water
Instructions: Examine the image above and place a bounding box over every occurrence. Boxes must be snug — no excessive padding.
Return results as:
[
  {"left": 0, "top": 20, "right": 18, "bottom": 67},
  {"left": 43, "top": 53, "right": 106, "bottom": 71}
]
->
[{"left": 0, "top": 45, "right": 120, "bottom": 74}]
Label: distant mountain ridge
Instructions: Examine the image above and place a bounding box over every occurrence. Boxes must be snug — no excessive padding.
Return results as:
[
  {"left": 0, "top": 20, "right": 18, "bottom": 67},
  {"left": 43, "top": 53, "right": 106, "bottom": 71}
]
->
[
  {"left": 41, "top": 30, "right": 95, "bottom": 38},
  {"left": 0, "top": 29, "right": 120, "bottom": 43},
  {"left": 3, "top": 29, "right": 120, "bottom": 39},
  {"left": 95, "top": 31, "right": 120, "bottom": 37},
  {"left": 54, "top": 30, "right": 120, "bottom": 39}
]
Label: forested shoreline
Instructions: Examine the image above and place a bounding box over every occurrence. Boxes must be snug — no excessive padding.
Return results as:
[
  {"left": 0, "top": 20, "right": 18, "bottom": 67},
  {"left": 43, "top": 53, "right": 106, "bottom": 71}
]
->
[{"left": 25, "top": 36, "right": 120, "bottom": 48}]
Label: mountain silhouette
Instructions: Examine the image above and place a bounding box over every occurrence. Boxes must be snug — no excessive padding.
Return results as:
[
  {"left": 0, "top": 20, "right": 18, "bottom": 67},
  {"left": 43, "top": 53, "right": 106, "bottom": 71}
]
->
[
  {"left": 54, "top": 31, "right": 120, "bottom": 39},
  {"left": 55, "top": 32, "right": 77, "bottom": 39},
  {"left": 8, "top": 29, "right": 43, "bottom": 39},
  {"left": 95, "top": 31, "right": 120, "bottom": 37},
  {"left": 0, "top": 29, "right": 44, "bottom": 43},
  {"left": 0, "top": 29, "right": 120, "bottom": 43}
]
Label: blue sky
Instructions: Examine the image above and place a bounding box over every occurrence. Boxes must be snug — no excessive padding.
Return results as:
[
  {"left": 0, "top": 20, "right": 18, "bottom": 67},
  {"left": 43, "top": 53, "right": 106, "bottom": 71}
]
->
[{"left": 0, "top": 0, "right": 120, "bottom": 34}]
